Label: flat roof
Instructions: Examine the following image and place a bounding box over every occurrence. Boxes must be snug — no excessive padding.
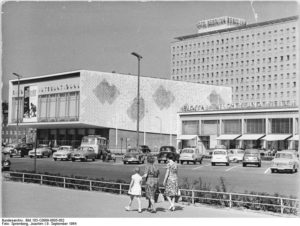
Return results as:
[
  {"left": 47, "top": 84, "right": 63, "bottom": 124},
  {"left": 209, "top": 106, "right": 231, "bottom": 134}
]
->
[{"left": 174, "top": 16, "right": 298, "bottom": 41}]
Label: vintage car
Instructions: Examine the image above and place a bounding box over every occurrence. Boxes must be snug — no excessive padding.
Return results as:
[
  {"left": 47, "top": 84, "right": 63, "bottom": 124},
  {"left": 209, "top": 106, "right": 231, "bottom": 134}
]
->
[
  {"left": 2, "top": 143, "right": 19, "bottom": 155},
  {"left": 28, "top": 145, "right": 52, "bottom": 158},
  {"left": 228, "top": 149, "right": 245, "bottom": 162},
  {"left": 53, "top": 146, "right": 74, "bottom": 161},
  {"left": 271, "top": 150, "right": 299, "bottom": 173},
  {"left": 9, "top": 143, "right": 34, "bottom": 158},
  {"left": 71, "top": 146, "right": 97, "bottom": 162},
  {"left": 102, "top": 150, "right": 116, "bottom": 162},
  {"left": 139, "top": 145, "right": 151, "bottom": 154},
  {"left": 211, "top": 149, "right": 230, "bottom": 166},
  {"left": 157, "top": 146, "right": 179, "bottom": 163},
  {"left": 243, "top": 149, "right": 261, "bottom": 167},
  {"left": 179, "top": 148, "right": 203, "bottom": 165},
  {"left": 123, "top": 148, "right": 145, "bottom": 164},
  {"left": 2, "top": 153, "right": 11, "bottom": 171}
]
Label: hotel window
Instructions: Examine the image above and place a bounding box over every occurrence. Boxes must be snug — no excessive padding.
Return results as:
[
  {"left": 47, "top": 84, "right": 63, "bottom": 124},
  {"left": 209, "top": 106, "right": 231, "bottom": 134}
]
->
[
  {"left": 222, "top": 120, "right": 242, "bottom": 134},
  {"left": 245, "top": 119, "right": 266, "bottom": 134}
]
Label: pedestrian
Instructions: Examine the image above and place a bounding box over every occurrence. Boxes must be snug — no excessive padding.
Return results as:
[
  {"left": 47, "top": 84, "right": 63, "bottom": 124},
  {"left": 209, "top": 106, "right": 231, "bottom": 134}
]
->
[
  {"left": 125, "top": 167, "right": 143, "bottom": 213},
  {"left": 163, "top": 153, "right": 179, "bottom": 211},
  {"left": 142, "top": 154, "right": 160, "bottom": 213}
]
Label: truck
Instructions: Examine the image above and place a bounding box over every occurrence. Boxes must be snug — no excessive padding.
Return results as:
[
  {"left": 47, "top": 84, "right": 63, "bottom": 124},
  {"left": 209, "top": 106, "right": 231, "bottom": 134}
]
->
[{"left": 80, "top": 135, "right": 108, "bottom": 159}]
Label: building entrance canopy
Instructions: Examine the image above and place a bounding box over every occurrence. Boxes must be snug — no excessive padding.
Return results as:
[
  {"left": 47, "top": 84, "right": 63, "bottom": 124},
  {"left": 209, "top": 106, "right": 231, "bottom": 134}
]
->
[
  {"left": 237, "top": 134, "right": 265, "bottom": 140},
  {"left": 177, "top": 135, "right": 198, "bottom": 140},
  {"left": 288, "top": 135, "right": 299, "bottom": 141},
  {"left": 262, "top": 134, "right": 292, "bottom": 141},
  {"left": 216, "top": 134, "right": 241, "bottom": 140}
]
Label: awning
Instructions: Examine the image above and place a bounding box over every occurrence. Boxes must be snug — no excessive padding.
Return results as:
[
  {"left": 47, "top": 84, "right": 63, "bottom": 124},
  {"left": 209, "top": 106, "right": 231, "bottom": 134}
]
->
[
  {"left": 262, "top": 134, "right": 292, "bottom": 141},
  {"left": 288, "top": 135, "right": 299, "bottom": 141},
  {"left": 176, "top": 135, "right": 198, "bottom": 140},
  {"left": 237, "top": 134, "right": 265, "bottom": 140},
  {"left": 216, "top": 134, "right": 241, "bottom": 140}
]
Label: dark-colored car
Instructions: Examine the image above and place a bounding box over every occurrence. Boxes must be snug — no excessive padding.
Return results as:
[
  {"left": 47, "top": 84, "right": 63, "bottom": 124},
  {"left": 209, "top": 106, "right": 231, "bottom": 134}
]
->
[
  {"left": 157, "top": 146, "right": 179, "bottom": 163},
  {"left": 2, "top": 153, "right": 11, "bottom": 171},
  {"left": 10, "top": 143, "right": 34, "bottom": 157},
  {"left": 139, "top": 145, "right": 151, "bottom": 154},
  {"left": 102, "top": 150, "right": 116, "bottom": 162},
  {"left": 243, "top": 149, "right": 261, "bottom": 167},
  {"left": 123, "top": 148, "right": 145, "bottom": 164}
]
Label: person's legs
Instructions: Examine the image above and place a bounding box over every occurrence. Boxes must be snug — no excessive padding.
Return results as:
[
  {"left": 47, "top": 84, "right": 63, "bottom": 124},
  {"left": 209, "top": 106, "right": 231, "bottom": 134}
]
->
[
  {"left": 137, "top": 197, "right": 142, "bottom": 212},
  {"left": 166, "top": 196, "right": 173, "bottom": 209},
  {"left": 125, "top": 195, "right": 134, "bottom": 211},
  {"left": 150, "top": 198, "right": 156, "bottom": 212}
]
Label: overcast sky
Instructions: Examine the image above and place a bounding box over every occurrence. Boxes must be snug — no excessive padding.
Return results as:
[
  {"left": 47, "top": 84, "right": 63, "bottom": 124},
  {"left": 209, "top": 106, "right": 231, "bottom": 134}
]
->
[{"left": 1, "top": 0, "right": 299, "bottom": 101}]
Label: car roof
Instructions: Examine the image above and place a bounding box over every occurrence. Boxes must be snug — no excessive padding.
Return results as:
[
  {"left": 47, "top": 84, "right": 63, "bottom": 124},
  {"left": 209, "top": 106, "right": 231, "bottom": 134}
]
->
[{"left": 213, "top": 149, "right": 227, "bottom": 152}]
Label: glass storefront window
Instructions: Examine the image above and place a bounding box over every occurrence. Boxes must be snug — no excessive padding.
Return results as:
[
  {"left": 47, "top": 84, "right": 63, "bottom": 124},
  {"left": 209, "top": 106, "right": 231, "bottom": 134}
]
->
[
  {"left": 182, "top": 120, "right": 199, "bottom": 135},
  {"left": 222, "top": 119, "right": 241, "bottom": 134},
  {"left": 201, "top": 120, "right": 219, "bottom": 135},
  {"left": 245, "top": 119, "right": 266, "bottom": 134},
  {"left": 270, "top": 118, "right": 293, "bottom": 134}
]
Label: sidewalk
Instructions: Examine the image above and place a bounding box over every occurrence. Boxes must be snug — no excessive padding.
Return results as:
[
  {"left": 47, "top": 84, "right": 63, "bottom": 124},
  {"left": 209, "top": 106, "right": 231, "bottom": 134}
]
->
[{"left": 2, "top": 181, "right": 280, "bottom": 218}]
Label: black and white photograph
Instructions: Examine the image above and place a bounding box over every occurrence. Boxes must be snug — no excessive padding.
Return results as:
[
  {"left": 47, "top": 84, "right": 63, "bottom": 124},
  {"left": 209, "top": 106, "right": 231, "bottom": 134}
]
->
[{"left": 1, "top": 0, "right": 300, "bottom": 223}]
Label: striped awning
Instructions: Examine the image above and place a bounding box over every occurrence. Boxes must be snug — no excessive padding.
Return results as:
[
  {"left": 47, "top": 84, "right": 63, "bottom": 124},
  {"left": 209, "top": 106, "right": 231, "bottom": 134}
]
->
[
  {"left": 237, "top": 134, "right": 265, "bottom": 140},
  {"left": 216, "top": 134, "right": 241, "bottom": 140},
  {"left": 288, "top": 135, "right": 299, "bottom": 141},
  {"left": 262, "top": 134, "right": 292, "bottom": 141}
]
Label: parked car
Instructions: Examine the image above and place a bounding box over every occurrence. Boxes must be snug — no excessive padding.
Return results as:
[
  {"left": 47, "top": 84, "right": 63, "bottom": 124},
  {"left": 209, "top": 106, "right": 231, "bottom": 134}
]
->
[
  {"left": 71, "top": 146, "right": 97, "bottom": 162},
  {"left": 243, "top": 149, "right": 261, "bottom": 167},
  {"left": 53, "top": 146, "right": 74, "bottom": 161},
  {"left": 10, "top": 143, "right": 34, "bottom": 158},
  {"left": 2, "top": 143, "right": 19, "bottom": 155},
  {"left": 228, "top": 149, "right": 245, "bottom": 162},
  {"left": 102, "top": 150, "right": 116, "bottom": 162},
  {"left": 139, "top": 145, "right": 151, "bottom": 154},
  {"left": 179, "top": 148, "right": 203, "bottom": 165},
  {"left": 123, "top": 148, "right": 145, "bottom": 164},
  {"left": 157, "top": 146, "right": 179, "bottom": 163},
  {"left": 271, "top": 150, "right": 299, "bottom": 173},
  {"left": 211, "top": 149, "right": 230, "bottom": 166},
  {"left": 260, "top": 149, "right": 277, "bottom": 157},
  {"left": 2, "top": 153, "right": 11, "bottom": 171},
  {"left": 28, "top": 145, "right": 52, "bottom": 158}
]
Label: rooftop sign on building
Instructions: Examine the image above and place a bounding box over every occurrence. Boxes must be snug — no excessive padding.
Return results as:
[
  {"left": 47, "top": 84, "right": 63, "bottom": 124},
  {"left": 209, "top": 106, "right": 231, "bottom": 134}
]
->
[{"left": 196, "top": 16, "right": 246, "bottom": 33}]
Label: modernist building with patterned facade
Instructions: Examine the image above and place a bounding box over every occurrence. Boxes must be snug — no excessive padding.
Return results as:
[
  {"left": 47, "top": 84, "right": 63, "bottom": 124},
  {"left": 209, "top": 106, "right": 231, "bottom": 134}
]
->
[
  {"left": 170, "top": 16, "right": 299, "bottom": 107},
  {"left": 8, "top": 70, "right": 231, "bottom": 151}
]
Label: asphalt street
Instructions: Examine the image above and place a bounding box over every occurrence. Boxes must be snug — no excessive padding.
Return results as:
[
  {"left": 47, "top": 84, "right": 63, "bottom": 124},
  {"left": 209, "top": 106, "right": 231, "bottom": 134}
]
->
[{"left": 7, "top": 156, "right": 300, "bottom": 197}]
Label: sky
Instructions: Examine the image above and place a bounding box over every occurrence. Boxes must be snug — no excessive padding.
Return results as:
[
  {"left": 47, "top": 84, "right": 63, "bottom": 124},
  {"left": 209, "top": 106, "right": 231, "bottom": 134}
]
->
[{"left": 1, "top": 0, "right": 299, "bottom": 101}]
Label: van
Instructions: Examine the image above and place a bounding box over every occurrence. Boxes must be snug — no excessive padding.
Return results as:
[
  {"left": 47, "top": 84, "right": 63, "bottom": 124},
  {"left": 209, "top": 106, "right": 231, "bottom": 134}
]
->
[{"left": 179, "top": 148, "right": 203, "bottom": 165}]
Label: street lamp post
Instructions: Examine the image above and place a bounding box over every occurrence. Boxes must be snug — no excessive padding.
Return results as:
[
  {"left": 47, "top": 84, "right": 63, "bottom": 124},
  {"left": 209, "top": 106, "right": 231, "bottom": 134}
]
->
[
  {"left": 13, "top": 73, "right": 22, "bottom": 143},
  {"left": 131, "top": 52, "right": 143, "bottom": 149}
]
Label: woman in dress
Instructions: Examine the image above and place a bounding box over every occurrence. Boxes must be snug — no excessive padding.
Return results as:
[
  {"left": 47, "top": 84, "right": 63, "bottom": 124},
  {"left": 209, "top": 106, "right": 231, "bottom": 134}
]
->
[
  {"left": 163, "top": 153, "right": 179, "bottom": 211},
  {"left": 143, "top": 154, "right": 160, "bottom": 213}
]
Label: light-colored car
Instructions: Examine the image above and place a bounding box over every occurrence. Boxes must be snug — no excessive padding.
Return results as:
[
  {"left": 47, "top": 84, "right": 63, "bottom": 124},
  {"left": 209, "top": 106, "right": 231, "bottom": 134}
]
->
[
  {"left": 71, "top": 146, "right": 97, "bottom": 162},
  {"left": 243, "top": 149, "right": 261, "bottom": 167},
  {"left": 228, "top": 149, "right": 245, "bottom": 162},
  {"left": 28, "top": 145, "right": 52, "bottom": 158},
  {"left": 2, "top": 143, "right": 19, "bottom": 155},
  {"left": 123, "top": 148, "right": 145, "bottom": 164},
  {"left": 271, "top": 150, "right": 299, "bottom": 173},
  {"left": 53, "top": 146, "right": 74, "bottom": 161},
  {"left": 179, "top": 148, "right": 203, "bottom": 165},
  {"left": 211, "top": 149, "right": 229, "bottom": 166}
]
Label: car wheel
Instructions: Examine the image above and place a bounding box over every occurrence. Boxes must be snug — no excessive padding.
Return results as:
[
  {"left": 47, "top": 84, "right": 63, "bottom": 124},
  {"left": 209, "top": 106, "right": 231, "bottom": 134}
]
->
[
  {"left": 258, "top": 163, "right": 261, "bottom": 167},
  {"left": 123, "top": 161, "right": 127, "bottom": 164},
  {"left": 199, "top": 159, "right": 202, "bottom": 164},
  {"left": 158, "top": 160, "right": 161, "bottom": 164},
  {"left": 54, "top": 158, "right": 57, "bottom": 161},
  {"left": 92, "top": 157, "right": 95, "bottom": 161},
  {"left": 211, "top": 162, "right": 215, "bottom": 166},
  {"left": 142, "top": 160, "right": 145, "bottom": 164},
  {"left": 180, "top": 161, "right": 183, "bottom": 165},
  {"left": 243, "top": 163, "right": 246, "bottom": 167},
  {"left": 226, "top": 162, "right": 229, "bottom": 166},
  {"left": 10, "top": 155, "right": 13, "bottom": 158},
  {"left": 271, "top": 169, "right": 275, "bottom": 173},
  {"left": 193, "top": 161, "right": 196, "bottom": 165}
]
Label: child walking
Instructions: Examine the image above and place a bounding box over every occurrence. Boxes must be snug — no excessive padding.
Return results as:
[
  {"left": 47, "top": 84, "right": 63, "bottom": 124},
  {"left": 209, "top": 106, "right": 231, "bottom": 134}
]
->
[{"left": 125, "top": 167, "right": 142, "bottom": 213}]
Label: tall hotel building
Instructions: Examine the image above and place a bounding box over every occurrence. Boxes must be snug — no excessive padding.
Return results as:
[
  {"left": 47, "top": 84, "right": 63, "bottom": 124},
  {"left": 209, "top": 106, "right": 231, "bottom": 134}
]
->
[
  {"left": 172, "top": 16, "right": 299, "bottom": 151},
  {"left": 171, "top": 16, "right": 299, "bottom": 108}
]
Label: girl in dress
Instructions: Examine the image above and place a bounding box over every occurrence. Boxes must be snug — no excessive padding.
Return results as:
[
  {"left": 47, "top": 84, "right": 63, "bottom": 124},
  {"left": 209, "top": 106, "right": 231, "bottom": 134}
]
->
[{"left": 125, "top": 167, "right": 143, "bottom": 213}]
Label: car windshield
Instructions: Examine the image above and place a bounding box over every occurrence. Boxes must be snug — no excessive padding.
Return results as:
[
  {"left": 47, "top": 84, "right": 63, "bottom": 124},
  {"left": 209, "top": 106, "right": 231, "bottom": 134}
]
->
[
  {"left": 80, "top": 147, "right": 93, "bottom": 152},
  {"left": 58, "top": 147, "right": 71, "bottom": 151},
  {"left": 245, "top": 150, "right": 259, "bottom": 154},
  {"left": 237, "top": 150, "right": 244, "bottom": 154},
  {"left": 160, "top": 147, "right": 175, "bottom": 152},
  {"left": 82, "top": 137, "right": 97, "bottom": 145},
  {"left": 182, "top": 149, "right": 194, "bottom": 153},
  {"left": 275, "top": 153, "right": 293, "bottom": 159},
  {"left": 214, "top": 150, "right": 226, "bottom": 155}
]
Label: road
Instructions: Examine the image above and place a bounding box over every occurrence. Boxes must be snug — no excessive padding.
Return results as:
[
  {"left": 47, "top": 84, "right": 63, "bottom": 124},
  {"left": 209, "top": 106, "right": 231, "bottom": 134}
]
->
[{"left": 7, "top": 156, "right": 300, "bottom": 197}]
